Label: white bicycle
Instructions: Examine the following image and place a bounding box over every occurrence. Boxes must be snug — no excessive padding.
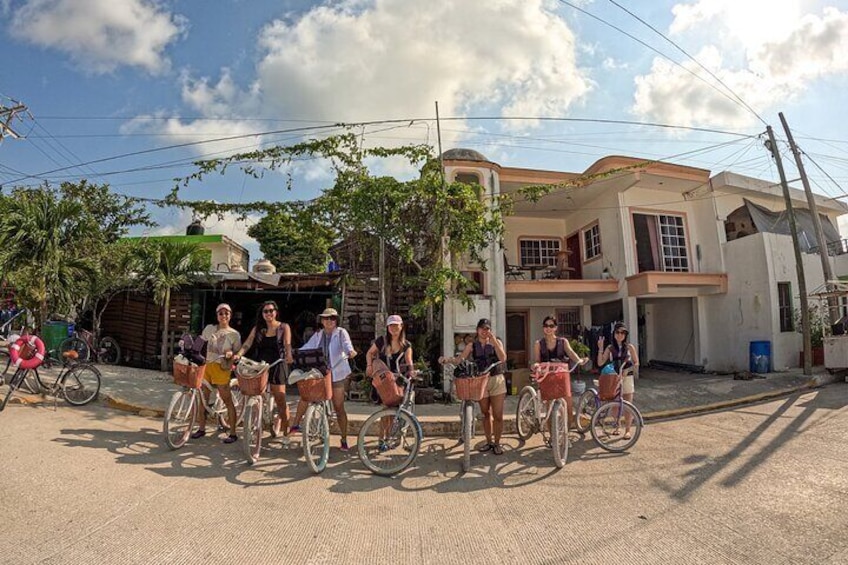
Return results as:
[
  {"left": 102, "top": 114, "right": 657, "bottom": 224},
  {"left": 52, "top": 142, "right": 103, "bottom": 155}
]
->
[{"left": 235, "top": 357, "right": 286, "bottom": 465}]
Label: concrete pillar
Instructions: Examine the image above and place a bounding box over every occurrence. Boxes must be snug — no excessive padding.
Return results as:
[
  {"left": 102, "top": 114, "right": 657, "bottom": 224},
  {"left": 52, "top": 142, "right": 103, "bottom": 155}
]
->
[{"left": 624, "top": 296, "right": 639, "bottom": 356}]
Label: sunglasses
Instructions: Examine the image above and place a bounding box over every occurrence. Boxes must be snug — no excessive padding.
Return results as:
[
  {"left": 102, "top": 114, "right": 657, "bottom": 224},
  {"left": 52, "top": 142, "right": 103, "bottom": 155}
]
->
[
  {"left": 262, "top": 309, "right": 276, "bottom": 314},
  {"left": 323, "top": 316, "right": 338, "bottom": 322},
  {"left": 543, "top": 324, "right": 557, "bottom": 329}
]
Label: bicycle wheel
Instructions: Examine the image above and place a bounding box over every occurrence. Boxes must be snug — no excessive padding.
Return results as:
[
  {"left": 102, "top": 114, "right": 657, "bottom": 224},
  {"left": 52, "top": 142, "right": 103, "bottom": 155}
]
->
[
  {"left": 0, "top": 349, "right": 10, "bottom": 376},
  {"left": 358, "top": 409, "right": 422, "bottom": 476},
  {"left": 268, "top": 399, "right": 282, "bottom": 438},
  {"left": 303, "top": 403, "right": 330, "bottom": 473},
  {"left": 590, "top": 400, "right": 643, "bottom": 453},
  {"left": 61, "top": 364, "right": 101, "bottom": 406},
  {"left": 550, "top": 398, "right": 569, "bottom": 468},
  {"left": 98, "top": 337, "right": 121, "bottom": 365},
  {"left": 60, "top": 336, "right": 90, "bottom": 363},
  {"left": 164, "top": 390, "right": 197, "bottom": 449},
  {"left": 243, "top": 396, "right": 263, "bottom": 465},
  {"left": 0, "top": 369, "right": 26, "bottom": 411},
  {"left": 515, "top": 386, "right": 538, "bottom": 440},
  {"left": 574, "top": 390, "right": 598, "bottom": 434},
  {"left": 18, "top": 369, "right": 41, "bottom": 394},
  {"left": 461, "top": 401, "right": 473, "bottom": 472}
]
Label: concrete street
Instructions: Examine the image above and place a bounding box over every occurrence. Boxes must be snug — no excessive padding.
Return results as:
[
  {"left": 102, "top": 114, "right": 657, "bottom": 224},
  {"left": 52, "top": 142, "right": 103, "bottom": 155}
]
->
[{"left": 1, "top": 384, "right": 846, "bottom": 564}]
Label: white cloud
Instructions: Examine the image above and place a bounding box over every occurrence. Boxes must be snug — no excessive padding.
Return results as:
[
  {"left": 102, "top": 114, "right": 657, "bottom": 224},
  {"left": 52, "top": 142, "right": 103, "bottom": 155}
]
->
[
  {"left": 633, "top": 2, "right": 848, "bottom": 128},
  {"left": 144, "top": 0, "right": 590, "bottom": 155},
  {"left": 9, "top": 0, "right": 186, "bottom": 74}
]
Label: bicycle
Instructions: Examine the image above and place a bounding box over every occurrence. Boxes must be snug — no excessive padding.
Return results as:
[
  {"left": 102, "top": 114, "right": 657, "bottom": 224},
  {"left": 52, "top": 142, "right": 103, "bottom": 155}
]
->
[
  {"left": 163, "top": 356, "right": 245, "bottom": 450},
  {"left": 515, "top": 359, "right": 586, "bottom": 468},
  {"left": 442, "top": 359, "right": 502, "bottom": 472},
  {"left": 574, "top": 361, "right": 644, "bottom": 452},
  {"left": 62, "top": 328, "right": 121, "bottom": 365},
  {"left": 235, "top": 356, "right": 286, "bottom": 465},
  {"left": 1, "top": 349, "right": 101, "bottom": 412},
  {"left": 357, "top": 362, "right": 423, "bottom": 476},
  {"left": 289, "top": 348, "right": 338, "bottom": 474}
]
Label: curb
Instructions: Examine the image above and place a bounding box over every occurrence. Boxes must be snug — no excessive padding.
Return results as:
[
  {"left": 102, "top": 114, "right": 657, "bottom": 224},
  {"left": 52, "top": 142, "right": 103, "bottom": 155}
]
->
[{"left": 101, "top": 373, "right": 843, "bottom": 436}]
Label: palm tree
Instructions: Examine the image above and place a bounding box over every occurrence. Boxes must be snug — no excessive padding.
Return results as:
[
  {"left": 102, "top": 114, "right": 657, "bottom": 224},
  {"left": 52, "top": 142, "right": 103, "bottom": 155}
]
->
[
  {"left": 135, "top": 239, "right": 210, "bottom": 372},
  {"left": 0, "top": 188, "right": 96, "bottom": 328}
]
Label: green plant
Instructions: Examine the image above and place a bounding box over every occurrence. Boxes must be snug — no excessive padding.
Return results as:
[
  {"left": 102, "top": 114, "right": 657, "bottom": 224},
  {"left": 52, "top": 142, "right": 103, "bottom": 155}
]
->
[
  {"left": 569, "top": 339, "right": 590, "bottom": 358},
  {"left": 795, "top": 304, "right": 826, "bottom": 348}
]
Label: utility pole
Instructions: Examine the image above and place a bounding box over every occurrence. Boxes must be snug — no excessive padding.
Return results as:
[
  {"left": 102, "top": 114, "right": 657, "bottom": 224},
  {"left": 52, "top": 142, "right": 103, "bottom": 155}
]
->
[
  {"left": 0, "top": 102, "right": 27, "bottom": 142},
  {"left": 766, "top": 126, "right": 811, "bottom": 375},
  {"left": 780, "top": 112, "right": 837, "bottom": 326}
]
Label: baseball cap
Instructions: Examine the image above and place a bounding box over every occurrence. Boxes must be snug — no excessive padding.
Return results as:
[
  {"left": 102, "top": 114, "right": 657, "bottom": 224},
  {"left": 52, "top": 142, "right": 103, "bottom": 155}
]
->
[
  {"left": 386, "top": 315, "right": 403, "bottom": 326},
  {"left": 476, "top": 318, "right": 491, "bottom": 329},
  {"left": 216, "top": 303, "right": 232, "bottom": 313}
]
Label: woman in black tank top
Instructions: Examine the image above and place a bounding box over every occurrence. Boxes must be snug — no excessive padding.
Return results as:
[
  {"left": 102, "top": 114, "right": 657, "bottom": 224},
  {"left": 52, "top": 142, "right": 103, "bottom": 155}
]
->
[{"left": 533, "top": 316, "right": 587, "bottom": 429}]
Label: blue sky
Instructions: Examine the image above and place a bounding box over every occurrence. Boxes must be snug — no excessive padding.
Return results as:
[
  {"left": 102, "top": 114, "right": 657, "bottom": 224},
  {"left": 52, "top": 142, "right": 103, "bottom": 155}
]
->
[{"left": 2, "top": 0, "right": 848, "bottom": 263}]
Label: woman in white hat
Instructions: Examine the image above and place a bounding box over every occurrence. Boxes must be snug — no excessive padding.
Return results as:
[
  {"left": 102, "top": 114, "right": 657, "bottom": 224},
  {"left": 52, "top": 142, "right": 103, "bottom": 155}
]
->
[
  {"left": 193, "top": 303, "right": 242, "bottom": 444},
  {"left": 291, "top": 308, "right": 357, "bottom": 451}
]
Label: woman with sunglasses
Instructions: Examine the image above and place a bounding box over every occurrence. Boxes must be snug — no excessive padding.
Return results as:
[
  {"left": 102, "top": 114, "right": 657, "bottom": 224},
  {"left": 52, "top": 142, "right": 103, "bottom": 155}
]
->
[
  {"left": 194, "top": 303, "right": 242, "bottom": 444},
  {"left": 533, "top": 316, "right": 587, "bottom": 429},
  {"left": 234, "top": 300, "right": 294, "bottom": 441},
  {"left": 596, "top": 322, "right": 639, "bottom": 439}
]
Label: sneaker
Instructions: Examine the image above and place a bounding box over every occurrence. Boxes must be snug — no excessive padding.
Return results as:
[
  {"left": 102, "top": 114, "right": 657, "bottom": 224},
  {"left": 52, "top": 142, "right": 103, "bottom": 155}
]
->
[
  {"left": 340, "top": 439, "right": 349, "bottom": 452},
  {"left": 378, "top": 440, "right": 389, "bottom": 452},
  {"left": 288, "top": 425, "right": 300, "bottom": 434},
  {"left": 222, "top": 434, "right": 238, "bottom": 444},
  {"left": 190, "top": 429, "right": 206, "bottom": 440}
]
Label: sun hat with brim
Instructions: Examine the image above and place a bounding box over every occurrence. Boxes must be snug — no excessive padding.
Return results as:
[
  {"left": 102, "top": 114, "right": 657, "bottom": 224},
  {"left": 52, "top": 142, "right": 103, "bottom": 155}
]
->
[
  {"left": 319, "top": 308, "right": 339, "bottom": 318},
  {"left": 386, "top": 315, "right": 403, "bottom": 326},
  {"left": 216, "top": 303, "right": 232, "bottom": 313}
]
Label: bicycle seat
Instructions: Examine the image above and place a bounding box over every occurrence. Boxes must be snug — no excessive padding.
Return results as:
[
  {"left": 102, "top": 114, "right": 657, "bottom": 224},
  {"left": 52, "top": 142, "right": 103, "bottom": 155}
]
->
[{"left": 63, "top": 350, "right": 79, "bottom": 360}]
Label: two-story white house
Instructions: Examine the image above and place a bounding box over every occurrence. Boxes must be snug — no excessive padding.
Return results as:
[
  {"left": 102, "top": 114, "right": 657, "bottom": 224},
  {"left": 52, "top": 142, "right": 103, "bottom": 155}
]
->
[{"left": 440, "top": 148, "right": 848, "bottom": 373}]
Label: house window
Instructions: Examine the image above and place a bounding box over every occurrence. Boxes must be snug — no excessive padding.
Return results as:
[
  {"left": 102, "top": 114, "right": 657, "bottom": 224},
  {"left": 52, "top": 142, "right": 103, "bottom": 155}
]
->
[
  {"left": 583, "top": 224, "right": 601, "bottom": 261},
  {"left": 778, "top": 282, "right": 793, "bottom": 332},
  {"left": 633, "top": 213, "right": 690, "bottom": 272},
  {"left": 556, "top": 308, "right": 581, "bottom": 339},
  {"left": 519, "top": 238, "right": 560, "bottom": 266}
]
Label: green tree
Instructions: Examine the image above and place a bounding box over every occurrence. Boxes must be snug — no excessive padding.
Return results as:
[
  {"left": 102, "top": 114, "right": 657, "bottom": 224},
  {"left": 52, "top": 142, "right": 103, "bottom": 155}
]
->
[
  {"left": 134, "top": 239, "right": 210, "bottom": 372},
  {"left": 247, "top": 202, "right": 335, "bottom": 273},
  {"left": 0, "top": 187, "right": 97, "bottom": 328}
]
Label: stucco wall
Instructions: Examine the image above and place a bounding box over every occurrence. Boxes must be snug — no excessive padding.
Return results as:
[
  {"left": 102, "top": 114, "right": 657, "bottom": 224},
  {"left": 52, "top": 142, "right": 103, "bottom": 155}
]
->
[{"left": 641, "top": 297, "right": 695, "bottom": 365}]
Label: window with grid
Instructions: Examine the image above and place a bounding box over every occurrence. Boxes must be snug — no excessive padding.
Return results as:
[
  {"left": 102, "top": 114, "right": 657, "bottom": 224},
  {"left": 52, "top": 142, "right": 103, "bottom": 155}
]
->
[
  {"left": 659, "top": 215, "right": 689, "bottom": 272},
  {"left": 556, "top": 308, "right": 581, "bottom": 339},
  {"left": 583, "top": 224, "right": 601, "bottom": 260},
  {"left": 519, "top": 238, "right": 560, "bottom": 266},
  {"left": 778, "top": 282, "right": 793, "bottom": 332}
]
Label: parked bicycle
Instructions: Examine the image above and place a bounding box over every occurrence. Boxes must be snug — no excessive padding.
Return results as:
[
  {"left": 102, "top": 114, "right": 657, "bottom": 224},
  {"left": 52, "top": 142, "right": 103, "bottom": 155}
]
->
[
  {"left": 574, "top": 361, "right": 644, "bottom": 452},
  {"left": 357, "top": 360, "right": 423, "bottom": 476},
  {"left": 235, "top": 356, "right": 286, "bottom": 465},
  {"left": 163, "top": 355, "right": 245, "bottom": 450},
  {"left": 61, "top": 328, "right": 121, "bottom": 365},
  {"left": 441, "top": 359, "right": 501, "bottom": 472},
  {"left": 515, "top": 359, "right": 586, "bottom": 468},
  {"left": 1, "top": 346, "right": 101, "bottom": 412},
  {"left": 289, "top": 348, "right": 335, "bottom": 474}
]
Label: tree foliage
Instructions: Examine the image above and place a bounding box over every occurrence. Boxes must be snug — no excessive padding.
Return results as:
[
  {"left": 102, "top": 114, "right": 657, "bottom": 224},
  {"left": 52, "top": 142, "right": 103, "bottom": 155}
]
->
[{"left": 246, "top": 202, "right": 335, "bottom": 273}]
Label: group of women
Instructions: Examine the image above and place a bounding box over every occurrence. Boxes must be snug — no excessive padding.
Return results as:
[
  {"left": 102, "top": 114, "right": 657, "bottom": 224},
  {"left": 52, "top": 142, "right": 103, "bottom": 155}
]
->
[{"left": 188, "top": 299, "right": 639, "bottom": 452}]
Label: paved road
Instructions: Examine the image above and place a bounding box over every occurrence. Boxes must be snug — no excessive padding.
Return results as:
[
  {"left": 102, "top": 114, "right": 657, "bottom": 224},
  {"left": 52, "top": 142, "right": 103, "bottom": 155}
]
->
[{"left": 1, "top": 385, "right": 847, "bottom": 564}]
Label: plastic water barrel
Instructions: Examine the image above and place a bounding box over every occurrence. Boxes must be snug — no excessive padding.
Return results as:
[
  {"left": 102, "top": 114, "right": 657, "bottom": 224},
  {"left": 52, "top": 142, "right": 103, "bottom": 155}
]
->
[{"left": 749, "top": 340, "right": 772, "bottom": 373}]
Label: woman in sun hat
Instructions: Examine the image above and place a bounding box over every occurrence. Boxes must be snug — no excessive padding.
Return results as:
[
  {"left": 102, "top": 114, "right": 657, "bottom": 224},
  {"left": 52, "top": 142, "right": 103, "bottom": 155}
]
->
[
  {"left": 290, "top": 307, "right": 357, "bottom": 451},
  {"left": 596, "top": 322, "right": 639, "bottom": 439},
  {"left": 193, "top": 303, "right": 242, "bottom": 444}
]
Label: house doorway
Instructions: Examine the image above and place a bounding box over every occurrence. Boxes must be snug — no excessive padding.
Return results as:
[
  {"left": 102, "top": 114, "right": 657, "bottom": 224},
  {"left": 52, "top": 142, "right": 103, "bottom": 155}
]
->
[
  {"left": 566, "top": 233, "right": 581, "bottom": 279},
  {"left": 506, "top": 312, "right": 528, "bottom": 368}
]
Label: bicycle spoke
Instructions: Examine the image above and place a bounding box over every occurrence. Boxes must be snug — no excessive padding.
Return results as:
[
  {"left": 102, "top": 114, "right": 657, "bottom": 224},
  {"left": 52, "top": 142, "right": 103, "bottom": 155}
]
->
[{"left": 357, "top": 409, "right": 421, "bottom": 476}]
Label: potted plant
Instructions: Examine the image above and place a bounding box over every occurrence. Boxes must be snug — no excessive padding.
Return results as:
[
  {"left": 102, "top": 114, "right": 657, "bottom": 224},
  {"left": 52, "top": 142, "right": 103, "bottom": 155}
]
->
[{"left": 797, "top": 304, "right": 826, "bottom": 366}]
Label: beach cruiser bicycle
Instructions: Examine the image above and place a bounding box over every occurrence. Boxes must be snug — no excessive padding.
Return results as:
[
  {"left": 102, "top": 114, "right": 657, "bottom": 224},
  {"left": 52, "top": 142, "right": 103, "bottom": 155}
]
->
[
  {"left": 235, "top": 356, "right": 286, "bottom": 465},
  {"left": 516, "top": 359, "right": 587, "bottom": 468},
  {"left": 574, "top": 361, "right": 643, "bottom": 452},
  {"left": 442, "top": 359, "right": 502, "bottom": 472},
  {"left": 289, "top": 348, "right": 340, "bottom": 474},
  {"left": 357, "top": 360, "right": 423, "bottom": 476},
  {"left": 1, "top": 333, "right": 101, "bottom": 412},
  {"left": 163, "top": 355, "right": 245, "bottom": 450},
  {"left": 62, "top": 327, "right": 121, "bottom": 365}
]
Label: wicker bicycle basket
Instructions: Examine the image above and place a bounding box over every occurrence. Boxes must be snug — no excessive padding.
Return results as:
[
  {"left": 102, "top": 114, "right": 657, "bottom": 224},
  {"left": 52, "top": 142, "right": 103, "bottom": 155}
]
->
[
  {"left": 538, "top": 366, "right": 572, "bottom": 401},
  {"left": 297, "top": 373, "right": 333, "bottom": 403},
  {"left": 455, "top": 375, "right": 489, "bottom": 402},
  {"left": 598, "top": 373, "right": 622, "bottom": 401},
  {"left": 173, "top": 363, "right": 206, "bottom": 389},
  {"left": 236, "top": 369, "right": 269, "bottom": 397},
  {"left": 372, "top": 370, "right": 404, "bottom": 407}
]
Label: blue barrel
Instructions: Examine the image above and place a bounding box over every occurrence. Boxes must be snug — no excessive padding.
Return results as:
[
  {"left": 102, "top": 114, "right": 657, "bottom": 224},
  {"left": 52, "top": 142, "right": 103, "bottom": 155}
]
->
[{"left": 749, "top": 340, "right": 772, "bottom": 373}]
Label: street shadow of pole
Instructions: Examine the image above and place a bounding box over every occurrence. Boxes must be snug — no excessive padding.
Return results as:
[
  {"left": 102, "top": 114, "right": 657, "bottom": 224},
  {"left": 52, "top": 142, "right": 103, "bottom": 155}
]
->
[{"left": 652, "top": 392, "right": 807, "bottom": 501}]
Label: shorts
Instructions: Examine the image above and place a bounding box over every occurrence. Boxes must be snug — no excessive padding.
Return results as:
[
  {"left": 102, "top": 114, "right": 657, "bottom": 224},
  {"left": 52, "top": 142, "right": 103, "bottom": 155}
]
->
[
  {"left": 484, "top": 374, "right": 507, "bottom": 398},
  {"left": 268, "top": 363, "right": 288, "bottom": 387},
  {"left": 204, "top": 362, "right": 232, "bottom": 386},
  {"left": 621, "top": 373, "right": 635, "bottom": 395}
]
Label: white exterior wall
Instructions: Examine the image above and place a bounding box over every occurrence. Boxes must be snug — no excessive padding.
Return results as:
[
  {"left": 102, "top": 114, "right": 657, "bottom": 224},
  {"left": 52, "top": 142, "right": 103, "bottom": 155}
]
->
[{"left": 642, "top": 297, "right": 695, "bottom": 365}]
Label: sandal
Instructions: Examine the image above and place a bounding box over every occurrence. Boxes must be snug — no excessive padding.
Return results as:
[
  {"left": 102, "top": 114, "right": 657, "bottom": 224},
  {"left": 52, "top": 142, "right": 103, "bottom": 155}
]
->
[
  {"left": 623, "top": 431, "right": 632, "bottom": 440},
  {"left": 190, "top": 429, "right": 206, "bottom": 440},
  {"left": 478, "top": 442, "right": 494, "bottom": 453},
  {"left": 492, "top": 444, "right": 504, "bottom": 455},
  {"left": 222, "top": 434, "right": 238, "bottom": 444}
]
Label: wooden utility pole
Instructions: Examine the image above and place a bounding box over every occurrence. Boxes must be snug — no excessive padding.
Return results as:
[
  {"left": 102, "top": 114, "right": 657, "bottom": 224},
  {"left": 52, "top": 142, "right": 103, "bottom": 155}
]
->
[
  {"left": 766, "top": 126, "right": 811, "bottom": 375},
  {"left": 0, "top": 102, "right": 26, "bottom": 142},
  {"left": 780, "top": 112, "right": 837, "bottom": 326}
]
